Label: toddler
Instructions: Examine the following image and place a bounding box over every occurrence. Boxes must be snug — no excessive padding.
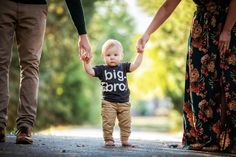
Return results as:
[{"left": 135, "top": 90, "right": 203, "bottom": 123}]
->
[{"left": 82, "top": 39, "right": 143, "bottom": 147}]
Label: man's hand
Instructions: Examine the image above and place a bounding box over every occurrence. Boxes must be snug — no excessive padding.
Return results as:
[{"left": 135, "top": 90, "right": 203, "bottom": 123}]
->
[{"left": 78, "top": 34, "right": 92, "bottom": 61}]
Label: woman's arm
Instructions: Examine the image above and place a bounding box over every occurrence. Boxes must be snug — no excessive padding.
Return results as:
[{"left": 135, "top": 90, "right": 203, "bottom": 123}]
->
[
  {"left": 143, "top": 0, "right": 181, "bottom": 36},
  {"left": 136, "top": 0, "right": 181, "bottom": 52},
  {"left": 219, "top": 0, "right": 236, "bottom": 53},
  {"left": 129, "top": 53, "right": 143, "bottom": 72}
]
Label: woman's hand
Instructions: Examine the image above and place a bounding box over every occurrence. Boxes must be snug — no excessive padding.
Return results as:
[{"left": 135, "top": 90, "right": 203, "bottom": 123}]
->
[
  {"left": 218, "top": 30, "right": 231, "bottom": 54},
  {"left": 136, "top": 33, "right": 150, "bottom": 53}
]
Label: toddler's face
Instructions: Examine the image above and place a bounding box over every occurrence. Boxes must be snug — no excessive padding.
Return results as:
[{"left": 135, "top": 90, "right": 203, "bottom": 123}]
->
[{"left": 103, "top": 46, "right": 123, "bottom": 66}]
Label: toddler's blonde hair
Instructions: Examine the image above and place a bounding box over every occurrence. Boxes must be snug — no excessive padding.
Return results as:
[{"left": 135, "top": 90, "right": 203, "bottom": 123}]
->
[{"left": 102, "top": 39, "right": 123, "bottom": 56}]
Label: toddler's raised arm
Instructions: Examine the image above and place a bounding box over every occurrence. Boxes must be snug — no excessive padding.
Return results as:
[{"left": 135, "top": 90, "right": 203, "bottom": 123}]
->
[
  {"left": 129, "top": 51, "right": 143, "bottom": 72},
  {"left": 82, "top": 58, "right": 95, "bottom": 77}
]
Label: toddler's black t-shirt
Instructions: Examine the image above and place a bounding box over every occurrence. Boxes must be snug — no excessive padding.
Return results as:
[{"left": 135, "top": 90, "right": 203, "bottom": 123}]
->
[{"left": 93, "top": 63, "right": 131, "bottom": 103}]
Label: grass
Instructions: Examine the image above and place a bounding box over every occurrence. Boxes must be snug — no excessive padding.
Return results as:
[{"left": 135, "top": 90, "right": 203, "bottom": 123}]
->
[
  {"left": 132, "top": 115, "right": 183, "bottom": 133},
  {"left": 37, "top": 109, "right": 183, "bottom": 135}
]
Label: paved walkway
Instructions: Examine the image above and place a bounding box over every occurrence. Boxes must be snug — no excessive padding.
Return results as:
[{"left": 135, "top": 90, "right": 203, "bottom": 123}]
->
[{"left": 0, "top": 128, "right": 235, "bottom": 157}]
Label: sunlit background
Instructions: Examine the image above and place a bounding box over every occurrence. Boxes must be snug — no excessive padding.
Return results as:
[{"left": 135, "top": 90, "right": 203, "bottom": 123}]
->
[{"left": 8, "top": 0, "right": 195, "bottom": 139}]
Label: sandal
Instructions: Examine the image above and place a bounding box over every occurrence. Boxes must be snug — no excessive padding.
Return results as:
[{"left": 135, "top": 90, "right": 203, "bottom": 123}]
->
[
  {"left": 184, "top": 143, "right": 204, "bottom": 150},
  {"left": 202, "top": 144, "right": 220, "bottom": 152},
  {"left": 229, "top": 145, "right": 236, "bottom": 154}
]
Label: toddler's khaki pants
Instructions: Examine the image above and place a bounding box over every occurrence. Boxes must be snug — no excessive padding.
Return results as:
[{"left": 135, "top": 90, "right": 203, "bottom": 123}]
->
[{"left": 101, "top": 100, "right": 131, "bottom": 143}]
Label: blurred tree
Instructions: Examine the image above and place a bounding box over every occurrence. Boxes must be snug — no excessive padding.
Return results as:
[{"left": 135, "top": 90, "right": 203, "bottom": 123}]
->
[
  {"left": 8, "top": 0, "right": 103, "bottom": 130},
  {"left": 89, "top": 0, "right": 135, "bottom": 62},
  {"left": 37, "top": 0, "right": 106, "bottom": 129},
  {"left": 130, "top": 0, "right": 195, "bottom": 112},
  {"left": 8, "top": 46, "right": 19, "bottom": 132}
]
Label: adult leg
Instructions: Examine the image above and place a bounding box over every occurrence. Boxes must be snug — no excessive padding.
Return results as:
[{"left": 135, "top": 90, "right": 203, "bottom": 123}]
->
[
  {"left": 183, "top": 40, "right": 221, "bottom": 151},
  {"left": 15, "top": 3, "right": 47, "bottom": 144},
  {"left": 0, "top": 0, "right": 17, "bottom": 141},
  {"left": 220, "top": 28, "right": 236, "bottom": 153}
]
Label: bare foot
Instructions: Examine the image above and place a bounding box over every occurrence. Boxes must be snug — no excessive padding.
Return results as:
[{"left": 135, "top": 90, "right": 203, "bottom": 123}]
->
[
  {"left": 122, "top": 141, "right": 135, "bottom": 147},
  {"left": 105, "top": 140, "right": 115, "bottom": 147}
]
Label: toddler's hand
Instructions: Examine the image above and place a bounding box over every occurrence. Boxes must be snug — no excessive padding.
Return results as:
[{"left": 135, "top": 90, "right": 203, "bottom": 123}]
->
[
  {"left": 80, "top": 48, "right": 91, "bottom": 62},
  {"left": 137, "top": 49, "right": 144, "bottom": 54},
  {"left": 83, "top": 56, "right": 91, "bottom": 64}
]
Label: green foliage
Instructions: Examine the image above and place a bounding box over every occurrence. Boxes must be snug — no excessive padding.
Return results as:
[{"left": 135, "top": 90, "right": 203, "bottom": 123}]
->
[
  {"left": 89, "top": 0, "right": 135, "bottom": 63},
  {"left": 131, "top": 0, "right": 195, "bottom": 112},
  {"left": 8, "top": 46, "right": 20, "bottom": 130},
  {"left": 37, "top": 0, "right": 104, "bottom": 129}
]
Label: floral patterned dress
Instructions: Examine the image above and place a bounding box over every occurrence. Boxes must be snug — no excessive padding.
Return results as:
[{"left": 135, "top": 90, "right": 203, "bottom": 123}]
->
[{"left": 182, "top": 0, "right": 236, "bottom": 152}]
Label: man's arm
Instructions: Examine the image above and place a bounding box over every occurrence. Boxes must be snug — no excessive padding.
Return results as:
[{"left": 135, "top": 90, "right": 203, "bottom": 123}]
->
[
  {"left": 65, "top": 0, "right": 86, "bottom": 35},
  {"left": 65, "top": 0, "right": 92, "bottom": 61}
]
